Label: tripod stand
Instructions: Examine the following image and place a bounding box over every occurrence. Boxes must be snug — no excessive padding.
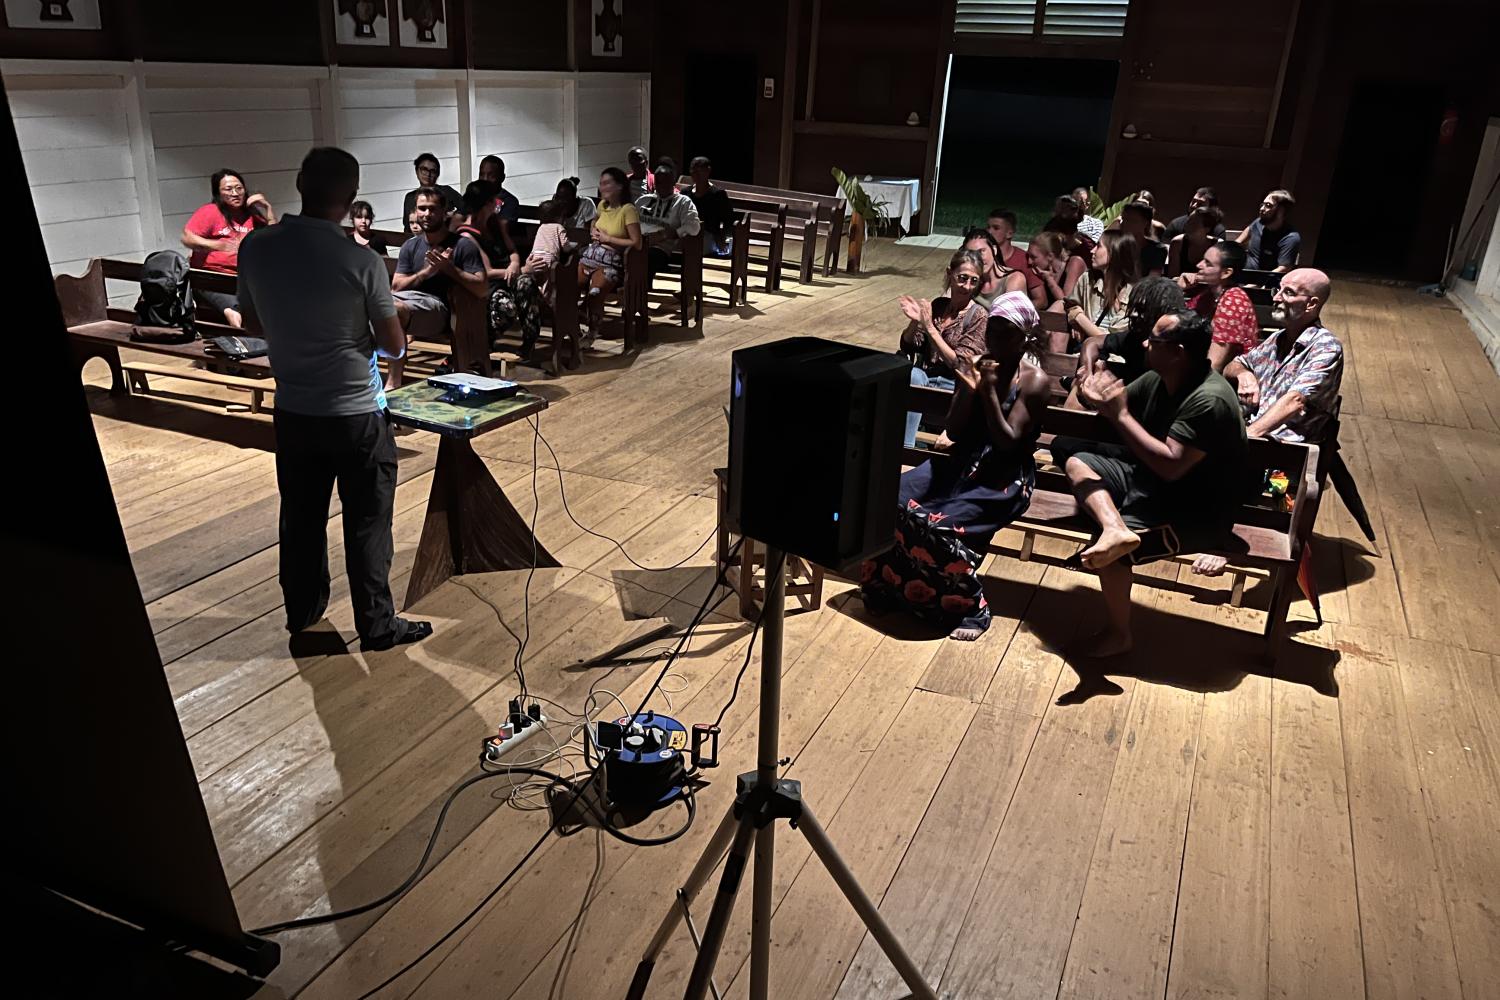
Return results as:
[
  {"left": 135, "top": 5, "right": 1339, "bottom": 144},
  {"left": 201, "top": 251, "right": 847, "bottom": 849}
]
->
[{"left": 625, "top": 546, "right": 937, "bottom": 1000}]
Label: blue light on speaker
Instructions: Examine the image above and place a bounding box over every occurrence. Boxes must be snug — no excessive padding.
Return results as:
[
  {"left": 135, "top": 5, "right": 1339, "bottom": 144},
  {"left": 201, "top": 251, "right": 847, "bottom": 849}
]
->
[
  {"left": 832, "top": 512, "right": 840, "bottom": 521},
  {"left": 734, "top": 372, "right": 742, "bottom": 398}
]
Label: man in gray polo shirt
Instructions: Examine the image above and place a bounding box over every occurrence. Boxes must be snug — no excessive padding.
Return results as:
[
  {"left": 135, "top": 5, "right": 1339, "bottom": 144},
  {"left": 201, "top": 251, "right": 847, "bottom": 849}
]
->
[{"left": 238, "top": 146, "right": 433, "bottom": 652}]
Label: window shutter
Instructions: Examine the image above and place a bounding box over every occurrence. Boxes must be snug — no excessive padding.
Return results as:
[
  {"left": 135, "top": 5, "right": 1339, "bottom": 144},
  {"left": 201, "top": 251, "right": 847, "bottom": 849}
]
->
[
  {"left": 1041, "top": 0, "right": 1130, "bottom": 39},
  {"left": 955, "top": 0, "right": 1041, "bottom": 37}
]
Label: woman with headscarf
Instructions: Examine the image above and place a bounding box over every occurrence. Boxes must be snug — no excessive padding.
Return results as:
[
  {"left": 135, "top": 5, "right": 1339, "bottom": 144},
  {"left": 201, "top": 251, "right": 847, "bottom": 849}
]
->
[{"left": 862, "top": 292, "right": 1051, "bottom": 641}]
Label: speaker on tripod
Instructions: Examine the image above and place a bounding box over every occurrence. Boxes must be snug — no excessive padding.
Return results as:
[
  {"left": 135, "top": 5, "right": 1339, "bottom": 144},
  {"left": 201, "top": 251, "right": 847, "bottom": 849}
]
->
[{"left": 627, "top": 338, "right": 938, "bottom": 1000}]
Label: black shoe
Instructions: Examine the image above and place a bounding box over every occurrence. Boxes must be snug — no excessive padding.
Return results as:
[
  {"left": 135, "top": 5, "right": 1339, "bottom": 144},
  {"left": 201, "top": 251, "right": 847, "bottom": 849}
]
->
[{"left": 360, "top": 619, "right": 434, "bottom": 652}]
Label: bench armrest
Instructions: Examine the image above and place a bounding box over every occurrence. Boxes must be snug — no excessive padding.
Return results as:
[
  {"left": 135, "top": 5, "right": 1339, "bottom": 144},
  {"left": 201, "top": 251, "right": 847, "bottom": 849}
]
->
[{"left": 1287, "top": 442, "right": 1321, "bottom": 555}]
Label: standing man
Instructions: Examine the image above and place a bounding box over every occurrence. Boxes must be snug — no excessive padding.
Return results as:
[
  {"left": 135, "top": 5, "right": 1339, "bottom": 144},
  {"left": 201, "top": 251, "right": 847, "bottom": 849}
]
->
[
  {"left": 401, "top": 152, "right": 462, "bottom": 223},
  {"left": 1058, "top": 311, "right": 1248, "bottom": 656},
  {"left": 1236, "top": 189, "right": 1301, "bottom": 273},
  {"left": 237, "top": 147, "right": 433, "bottom": 652}
]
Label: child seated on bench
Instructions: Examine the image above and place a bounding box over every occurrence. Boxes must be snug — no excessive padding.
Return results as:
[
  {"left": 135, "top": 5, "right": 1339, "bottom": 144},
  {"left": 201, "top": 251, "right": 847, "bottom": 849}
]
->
[
  {"left": 523, "top": 199, "right": 569, "bottom": 306},
  {"left": 861, "top": 293, "right": 1051, "bottom": 641},
  {"left": 1056, "top": 310, "right": 1250, "bottom": 658}
]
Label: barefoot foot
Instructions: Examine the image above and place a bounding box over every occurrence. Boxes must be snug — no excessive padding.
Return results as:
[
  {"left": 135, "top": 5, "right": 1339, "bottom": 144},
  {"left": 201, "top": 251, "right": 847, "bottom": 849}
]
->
[
  {"left": 1076, "top": 627, "right": 1133, "bottom": 658},
  {"left": 1081, "top": 527, "right": 1140, "bottom": 569},
  {"left": 1191, "top": 554, "right": 1228, "bottom": 576},
  {"left": 948, "top": 626, "right": 985, "bottom": 642}
]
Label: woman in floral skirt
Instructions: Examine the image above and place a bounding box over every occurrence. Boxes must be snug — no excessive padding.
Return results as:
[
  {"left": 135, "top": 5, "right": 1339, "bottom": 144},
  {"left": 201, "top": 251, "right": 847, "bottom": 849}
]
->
[{"left": 861, "top": 291, "right": 1050, "bottom": 640}]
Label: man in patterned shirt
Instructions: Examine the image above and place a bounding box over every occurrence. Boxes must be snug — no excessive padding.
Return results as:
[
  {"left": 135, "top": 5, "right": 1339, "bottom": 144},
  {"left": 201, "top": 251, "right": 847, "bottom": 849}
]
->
[{"left": 1222, "top": 268, "right": 1341, "bottom": 443}]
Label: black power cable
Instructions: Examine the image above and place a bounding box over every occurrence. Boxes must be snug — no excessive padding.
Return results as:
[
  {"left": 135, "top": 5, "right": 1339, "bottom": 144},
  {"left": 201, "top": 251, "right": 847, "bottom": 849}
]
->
[{"left": 346, "top": 565, "right": 739, "bottom": 999}]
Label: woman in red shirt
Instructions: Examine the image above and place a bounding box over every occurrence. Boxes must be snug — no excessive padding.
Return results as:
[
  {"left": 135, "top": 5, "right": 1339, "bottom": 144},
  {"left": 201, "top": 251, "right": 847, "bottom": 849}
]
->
[
  {"left": 180, "top": 168, "right": 276, "bottom": 327},
  {"left": 1184, "top": 240, "right": 1259, "bottom": 371}
]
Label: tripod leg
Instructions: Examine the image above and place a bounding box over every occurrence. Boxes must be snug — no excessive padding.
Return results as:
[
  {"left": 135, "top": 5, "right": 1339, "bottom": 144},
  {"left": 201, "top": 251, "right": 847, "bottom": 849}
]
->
[
  {"left": 683, "top": 816, "right": 757, "bottom": 1000},
  {"left": 749, "top": 816, "right": 775, "bottom": 999},
  {"left": 795, "top": 805, "right": 938, "bottom": 1000},
  {"left": 626, "top": 802, "right": 740, "bottom": 1000}
]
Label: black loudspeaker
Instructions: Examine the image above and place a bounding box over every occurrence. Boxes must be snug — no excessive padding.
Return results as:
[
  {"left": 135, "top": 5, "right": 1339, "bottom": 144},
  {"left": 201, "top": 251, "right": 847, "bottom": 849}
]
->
[{"left": 727, "top": 337, "right": 910, "bottom": 570}]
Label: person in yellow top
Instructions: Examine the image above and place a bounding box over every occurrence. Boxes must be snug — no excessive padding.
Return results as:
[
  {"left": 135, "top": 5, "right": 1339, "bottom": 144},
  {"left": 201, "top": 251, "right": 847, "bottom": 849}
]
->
[{"left": 577, "top": 166, "right": 643, "bottom": 344}]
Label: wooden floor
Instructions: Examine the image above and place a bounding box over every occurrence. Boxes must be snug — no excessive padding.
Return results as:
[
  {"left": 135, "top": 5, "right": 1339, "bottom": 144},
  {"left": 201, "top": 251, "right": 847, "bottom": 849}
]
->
[{"left": 88, "top": 242, "right": 1500, "bottom": 1000}]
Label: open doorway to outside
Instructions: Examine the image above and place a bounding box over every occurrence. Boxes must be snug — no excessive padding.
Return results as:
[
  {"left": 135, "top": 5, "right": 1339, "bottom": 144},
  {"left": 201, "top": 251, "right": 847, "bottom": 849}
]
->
[{"left": 933, "top": 55, "right": 1117, "bottom": 238}]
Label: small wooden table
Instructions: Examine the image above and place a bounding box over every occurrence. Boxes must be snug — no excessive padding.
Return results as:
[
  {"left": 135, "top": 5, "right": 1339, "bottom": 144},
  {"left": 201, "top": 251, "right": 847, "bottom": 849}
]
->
[{"left": 385, "top": 382, "right": 559, "bottom": 607}]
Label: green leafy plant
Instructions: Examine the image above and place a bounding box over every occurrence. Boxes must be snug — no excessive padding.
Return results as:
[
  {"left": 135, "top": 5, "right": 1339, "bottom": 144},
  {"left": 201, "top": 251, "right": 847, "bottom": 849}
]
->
[
  {"left": 1081, "top": 187, "right": 1141, "bottom": 229},
  {"left": 831, "top": 167, "right": 891, "bottom": 226}
]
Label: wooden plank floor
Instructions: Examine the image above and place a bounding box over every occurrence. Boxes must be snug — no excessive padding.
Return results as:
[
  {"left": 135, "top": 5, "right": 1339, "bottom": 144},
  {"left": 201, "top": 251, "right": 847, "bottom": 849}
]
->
[{"left": 84, "top": 243, "right": 1500, "bottom": 999}]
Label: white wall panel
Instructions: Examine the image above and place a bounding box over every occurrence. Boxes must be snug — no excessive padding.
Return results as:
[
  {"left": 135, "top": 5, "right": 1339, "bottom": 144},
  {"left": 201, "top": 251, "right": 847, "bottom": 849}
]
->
[
  {"left": 338, "top": 79, "right": 461, "bottom": 230},
  {"left": 9, "top": 81, "right": 145, "bottom": 282},
  {"left": 474, "top": 81, "right": 566, "bottom": 203},
  {"left": 576, "top": 79, "right": 645, "bottom": 193}
]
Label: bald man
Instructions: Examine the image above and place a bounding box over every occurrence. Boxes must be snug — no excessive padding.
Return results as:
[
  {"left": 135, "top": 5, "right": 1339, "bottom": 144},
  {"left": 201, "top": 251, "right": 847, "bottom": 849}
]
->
[{"left": 1223, "top": 267, "right": 1342, "bottom": 443}]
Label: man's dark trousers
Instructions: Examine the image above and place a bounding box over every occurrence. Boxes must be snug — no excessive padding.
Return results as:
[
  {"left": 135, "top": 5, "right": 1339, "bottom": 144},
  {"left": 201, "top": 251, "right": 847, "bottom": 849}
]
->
[{"left": 274, "top": 408, "right": 402, "bottom": 646}]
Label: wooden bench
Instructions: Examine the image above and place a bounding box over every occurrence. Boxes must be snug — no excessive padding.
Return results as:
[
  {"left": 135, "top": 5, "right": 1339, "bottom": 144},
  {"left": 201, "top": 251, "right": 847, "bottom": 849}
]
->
[
  {"left": 712, "top": 193, "right": 787, "bottom": 294},
  {"left": 57, "top": 258, "right": 276, "bottom": 411},
  {"left": 900, "top": 392, "right": 1320, "bottom": 660},
  {"left": 710, "top": 180, "right": 846, "bottom": 279}
]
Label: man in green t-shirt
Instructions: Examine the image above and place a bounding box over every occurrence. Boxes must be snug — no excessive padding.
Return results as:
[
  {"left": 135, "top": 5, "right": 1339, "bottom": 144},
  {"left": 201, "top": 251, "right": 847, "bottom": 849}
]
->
[{"left": 1056, "top": 310, "right": 1249, "bottom": 657}]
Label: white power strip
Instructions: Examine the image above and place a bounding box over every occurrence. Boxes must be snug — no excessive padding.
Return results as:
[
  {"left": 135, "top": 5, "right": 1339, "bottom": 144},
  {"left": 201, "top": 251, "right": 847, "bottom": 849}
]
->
[{"left": 482, "top": 713, "right": 550, "bottom": 764}]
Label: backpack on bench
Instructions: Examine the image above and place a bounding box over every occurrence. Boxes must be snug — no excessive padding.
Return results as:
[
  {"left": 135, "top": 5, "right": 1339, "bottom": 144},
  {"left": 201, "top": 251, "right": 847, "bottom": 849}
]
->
[{"left": 133, "top": 250, "right": 198, "bottom": 343}]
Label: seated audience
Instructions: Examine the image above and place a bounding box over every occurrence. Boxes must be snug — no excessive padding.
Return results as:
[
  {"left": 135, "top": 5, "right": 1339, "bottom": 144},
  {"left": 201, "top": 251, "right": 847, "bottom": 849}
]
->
[
  {"left": 1073, "top": 274, "right": 1187, "bottom": 390},
  {"left": 634, "top": 156, "right": 702, "bottom": 276},
  {"left": 1066, "top": 231, "right": 1140, "bottom": 352},
  {"left": 578, "top": 166, "right": 643, "bottom": 344},
  {"left": 1119, "top": 200, "right": 1168, "bottom": 276},
  {"left": 986, "top": 208, "right": 1041, "bottom": 307},
  {"left": 476, "top": 154, "right": 524, "bottom": 272},
  {"left": 1027, "top": 230, "right": 1087, "bottom": 312},
  {"left": 387, "top": 187, "right": 486, "bottom": 386},
  {"left": 1161, "top": 187, "right": 1224, "bottom": 243},
  {"left": 1223, "top": 268, "right": 1341, "bottom": 442},
  {"left": 1171, "top": 203, "right": 1224, "bottom": 276},
  {"left": 685, "top": 156, "right": 735, "bottom": 258},
  {"left": 553, "top": 176, "right": 598, "bottom": 229},
  {"left": 964, "top": 228, "right": 1026, "bottom": 310},
  {"left": 407, "top": 210, "right": 422, "bottom": 236},
  {"left": 1069, "top": 186, "right": 1107, "bottom": 243},
  {"left": 1056, "top": 310, "right": 1249, "bottom": 656},
  {"left": 626, "top": 145, "right": 654, "bottom": 202},
  {"left": 899, "top": 248, "right": 990, "bottom": 447},
  {"left": 401, "top": 153, "right": 462, "bottom": 223},
  {"left": 453, "top": 181, "right": 545, "bottom": 361},
  {"left": 348, "top": 200, "right": 387, "bottom": 256},
  {"left": 1136, "top": 189, "right": 1168, "bottom": 241},
  {"left": 1183, "top": 240, "right": 1259, "bottom": 370},
  {"left": 181, "top": 168, "right": 277, "bottom": 328},
  {"left": 1236, "top": 189, "right": 1301, "bottom": 273},
  {"left": 863, "top": 293, "right": 1050, "bottom": 641},
  {"left": 524, "top": 199, "right": 571, "bottom": 308}
]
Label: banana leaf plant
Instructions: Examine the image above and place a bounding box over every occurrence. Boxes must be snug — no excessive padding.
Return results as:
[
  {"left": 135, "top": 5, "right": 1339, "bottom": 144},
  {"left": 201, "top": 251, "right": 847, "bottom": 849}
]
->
[
  {"left": 832, "top": 167, "right": 891, "bottom": 273},
  {"left": 1081, "top": 187, "right": 1138, "bottom": 229}
]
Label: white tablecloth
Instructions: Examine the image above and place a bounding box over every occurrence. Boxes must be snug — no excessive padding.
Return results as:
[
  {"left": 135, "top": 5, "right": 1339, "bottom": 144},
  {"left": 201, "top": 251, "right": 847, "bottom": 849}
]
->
[{"left": 833, "top": 176, "right": 921, "bottom": 232}]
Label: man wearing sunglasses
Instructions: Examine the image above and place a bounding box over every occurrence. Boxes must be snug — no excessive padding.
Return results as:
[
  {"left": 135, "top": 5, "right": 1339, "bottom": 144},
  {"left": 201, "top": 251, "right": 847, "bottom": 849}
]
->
[{"left": 1056, "top": 309, "right": 1249, "bottom": 658}]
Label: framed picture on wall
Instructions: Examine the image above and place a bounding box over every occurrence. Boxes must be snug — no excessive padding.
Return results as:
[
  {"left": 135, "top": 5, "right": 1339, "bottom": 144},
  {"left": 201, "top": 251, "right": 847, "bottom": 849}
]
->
[
  {"left": 397, "top": 0, "right": 446, "bottom": 48},
  {"left": 4, "top": 0, "right": 102, "bottom": 30},
  {"left": 591, "top": 0, "right": 622, "bottom": 58},
  {"left": 334, "top": 0, "right": 389, "bottom": 46}
]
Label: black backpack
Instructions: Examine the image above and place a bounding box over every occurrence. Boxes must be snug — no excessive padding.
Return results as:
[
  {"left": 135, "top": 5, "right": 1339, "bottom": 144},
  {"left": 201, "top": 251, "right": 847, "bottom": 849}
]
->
[{"left": 133, "top": 250, "right": 197, "bottom": 343}]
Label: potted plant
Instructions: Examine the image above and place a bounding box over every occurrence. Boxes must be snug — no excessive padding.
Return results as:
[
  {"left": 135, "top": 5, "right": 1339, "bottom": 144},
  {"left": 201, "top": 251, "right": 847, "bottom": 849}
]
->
[{"left": 832, "top": 168, "right": 891, "bottom": 273}]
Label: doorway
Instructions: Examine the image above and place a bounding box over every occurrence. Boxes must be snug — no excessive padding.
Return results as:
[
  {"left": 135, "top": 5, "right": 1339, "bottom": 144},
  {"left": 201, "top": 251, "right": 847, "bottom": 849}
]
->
[
  {"left": 683, "top": 51, "right": 757, "bottom": 182},
  {"left": 1318, "top": 79, "right": 1445, "bottom": 276},
  {"left": 933, "top": 55, "right": 1117, "bottom": 237}
]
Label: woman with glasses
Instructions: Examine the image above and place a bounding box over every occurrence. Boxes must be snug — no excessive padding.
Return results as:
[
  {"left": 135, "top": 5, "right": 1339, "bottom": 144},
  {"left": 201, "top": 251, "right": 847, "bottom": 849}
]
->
[
  {"left": 180, "top": 168, "right": 276, "bottom": 328},
  {"left": 898, "top": 248, "right": 991, "bottom": 447}
]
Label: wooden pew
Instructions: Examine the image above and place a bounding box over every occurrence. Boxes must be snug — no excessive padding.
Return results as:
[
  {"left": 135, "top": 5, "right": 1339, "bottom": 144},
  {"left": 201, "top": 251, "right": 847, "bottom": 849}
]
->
[
  {"left": 711, "top": 192, "right": 787, "bottom": 293},
  {"left": 899, "top": 394, "right": 1319, "bottom": 660},
  {"left": 57, "top": 259, "right": 277, "bottom": 412},
  {"left": 708, "top": 179, "right": 846, "bottom": 279},
  {"left": 567, "top": 226, "right": 650, "bottom": 350}
]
